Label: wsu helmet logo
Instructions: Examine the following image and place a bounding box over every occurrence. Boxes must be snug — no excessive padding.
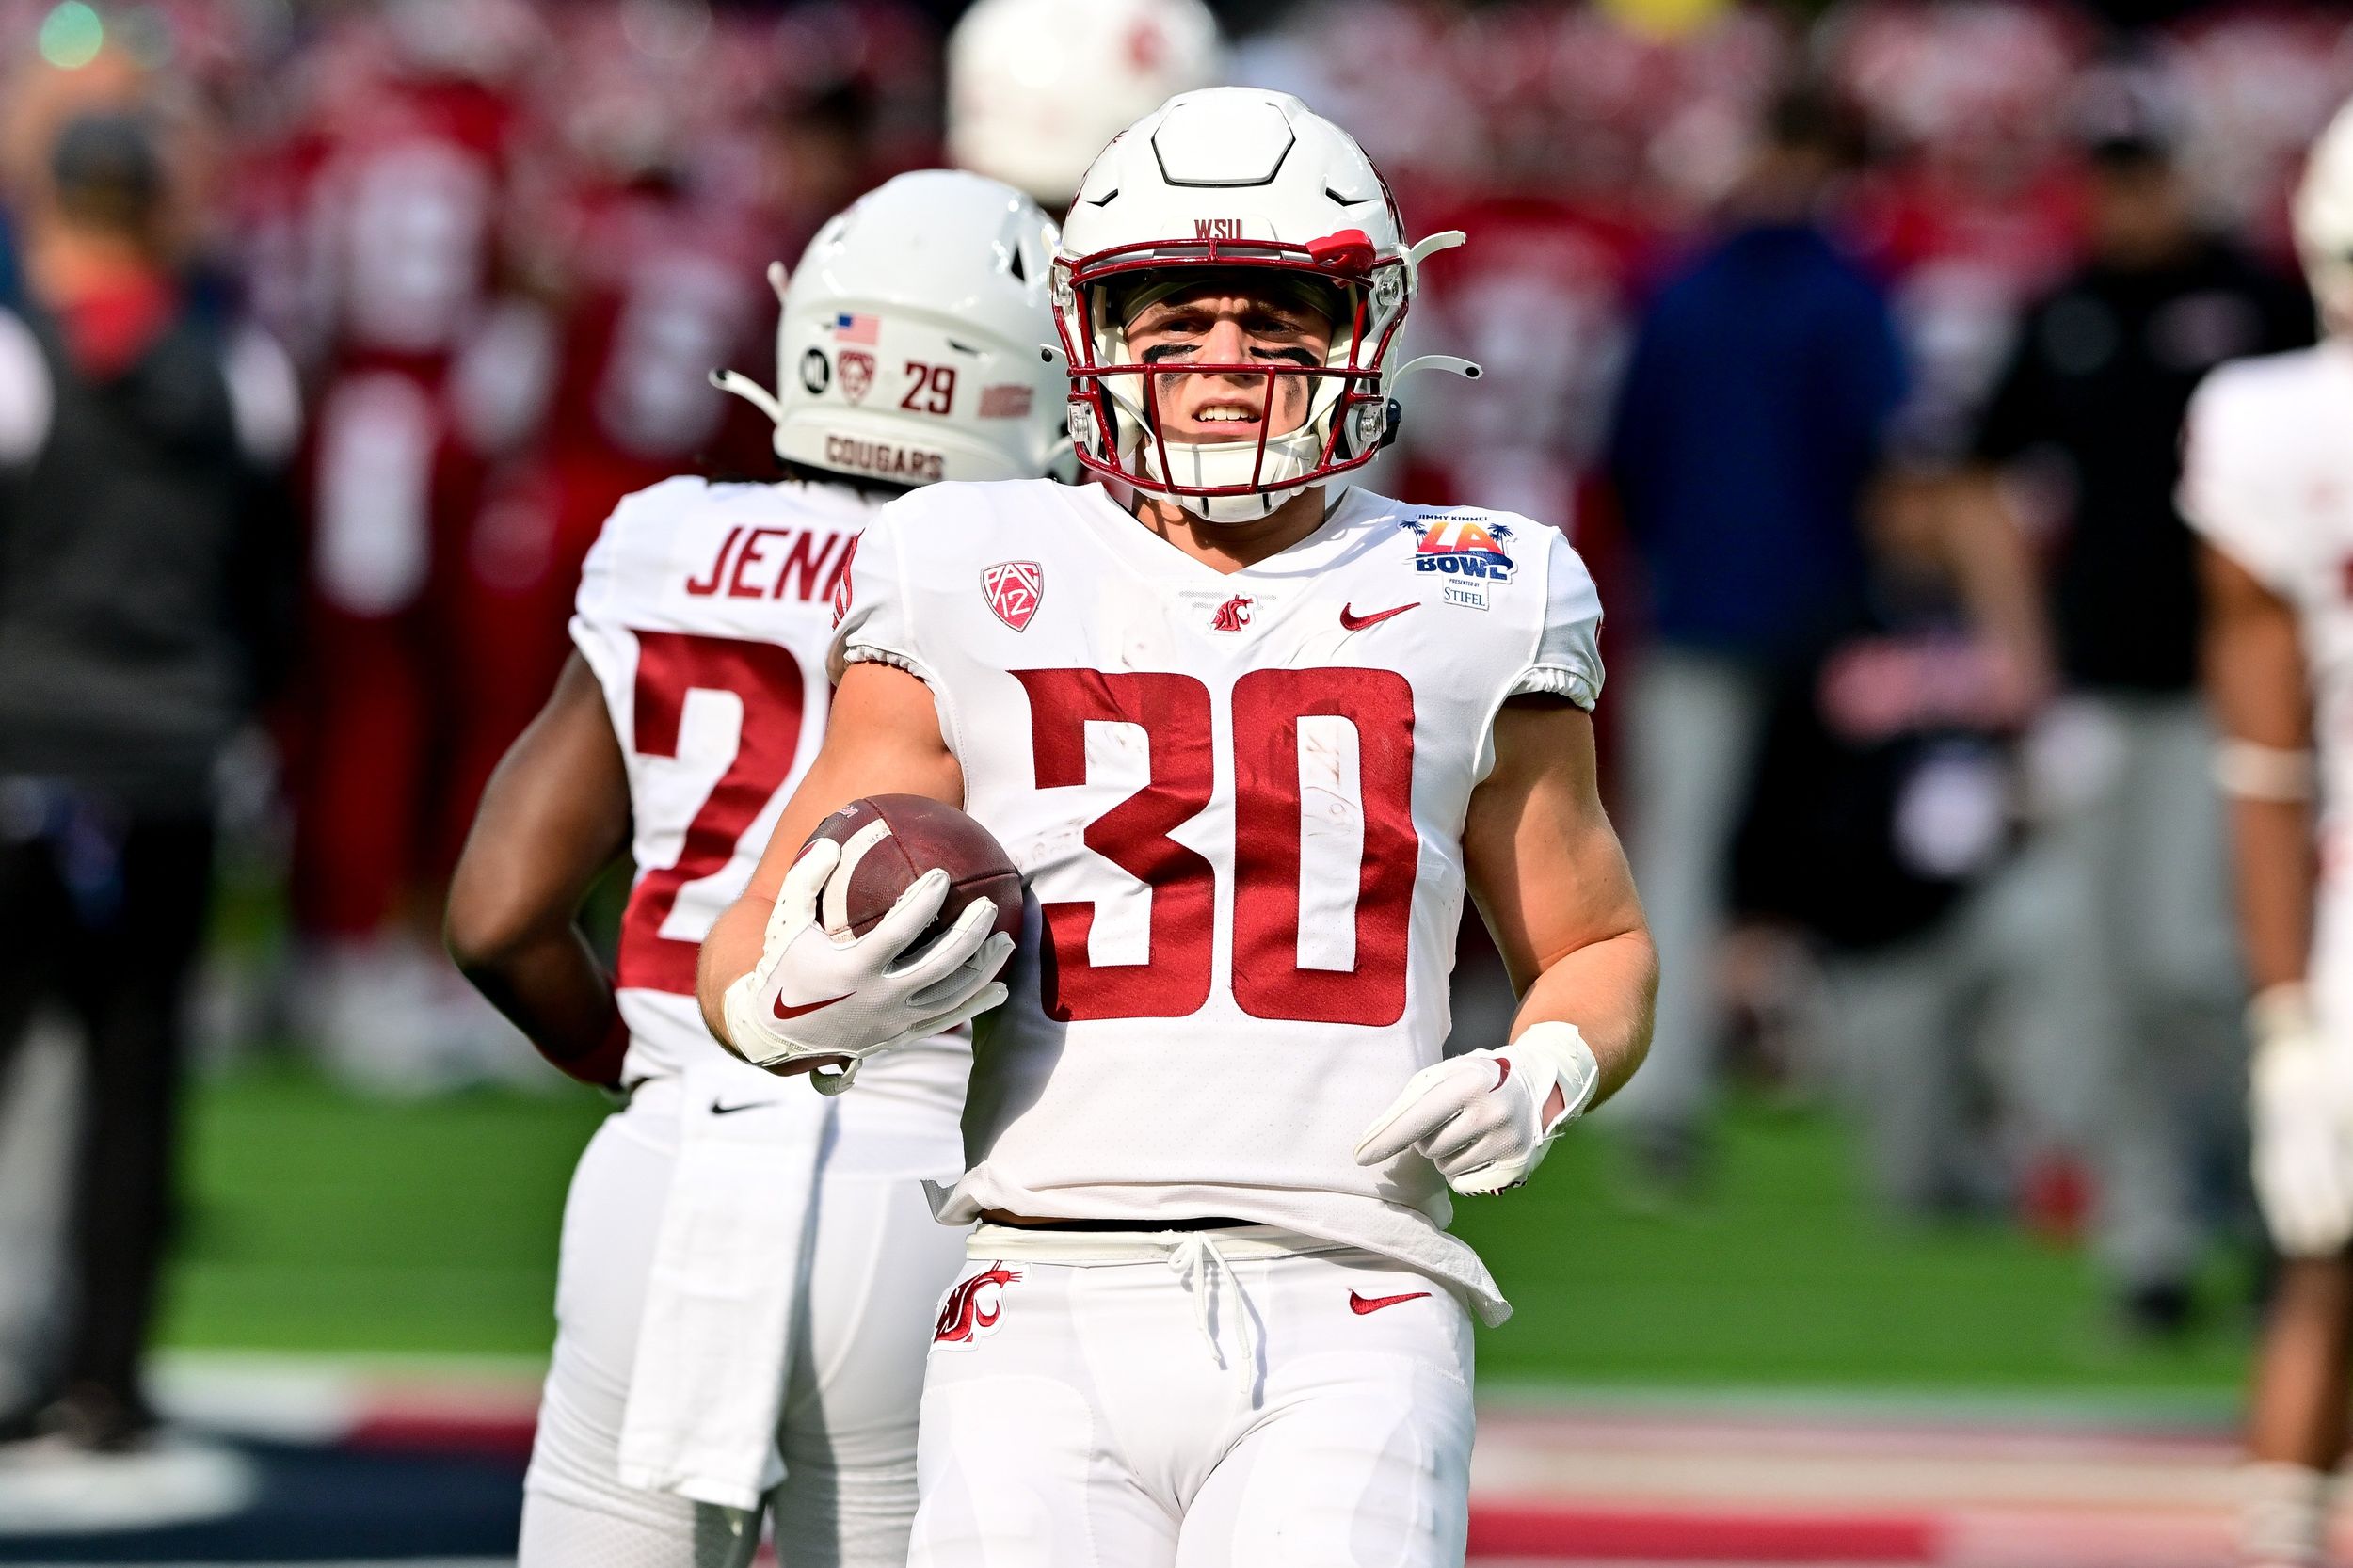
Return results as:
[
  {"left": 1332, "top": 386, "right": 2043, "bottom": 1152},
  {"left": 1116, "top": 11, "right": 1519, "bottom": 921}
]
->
[
  {"left": 934, "top": 1261, "right": 1023, "bottom": 1348},
  {"left": 1209, "top": 594, "right": 1255, "bottom": 632}
]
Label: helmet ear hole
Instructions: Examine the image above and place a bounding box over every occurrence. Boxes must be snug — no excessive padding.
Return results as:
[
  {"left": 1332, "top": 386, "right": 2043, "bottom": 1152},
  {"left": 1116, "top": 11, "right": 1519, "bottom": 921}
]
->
[{"left": 1379, "top": 397, "right": 1403, "bottom": 451}]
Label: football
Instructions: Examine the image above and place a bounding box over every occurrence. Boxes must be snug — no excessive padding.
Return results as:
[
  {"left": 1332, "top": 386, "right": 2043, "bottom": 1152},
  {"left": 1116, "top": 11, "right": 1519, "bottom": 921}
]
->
[{"left": 805, "top": 794, "right": 1025, "bottom": 952}]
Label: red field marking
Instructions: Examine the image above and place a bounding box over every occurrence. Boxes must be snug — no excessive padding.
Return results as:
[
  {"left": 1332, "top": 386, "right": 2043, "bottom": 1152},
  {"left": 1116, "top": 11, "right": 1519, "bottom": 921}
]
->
[
  {"left": 1468, "top": 1503, "right": 1940, "bottom": 1562},
  {"left": 347, "top": 1408, "right": 538, "bottom": 1462}
]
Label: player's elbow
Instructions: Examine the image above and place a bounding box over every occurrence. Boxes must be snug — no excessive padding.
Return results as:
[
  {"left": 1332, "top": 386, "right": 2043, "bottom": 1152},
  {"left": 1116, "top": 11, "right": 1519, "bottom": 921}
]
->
[{"left": 443, "top": 868, "right": 558, "bottom": 984}]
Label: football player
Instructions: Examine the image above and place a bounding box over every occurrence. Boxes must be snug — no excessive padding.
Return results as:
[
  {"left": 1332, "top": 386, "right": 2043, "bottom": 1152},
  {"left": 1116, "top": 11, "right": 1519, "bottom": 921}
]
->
[
  {"left": 2180, "top": 96, "right": 2353, "bottom": 1568},
  {"left": 697, "top": 89, "right": 1657, "bottom": 1564},
  {"left": 442, "top": 170, "right": 1066, "bottom": 1568}
]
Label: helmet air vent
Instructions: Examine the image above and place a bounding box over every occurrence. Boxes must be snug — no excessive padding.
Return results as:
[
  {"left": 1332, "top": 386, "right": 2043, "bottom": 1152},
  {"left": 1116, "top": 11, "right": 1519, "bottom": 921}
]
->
[{"left": 1150, "top": 95, "right": 1293, "bottom": 187}]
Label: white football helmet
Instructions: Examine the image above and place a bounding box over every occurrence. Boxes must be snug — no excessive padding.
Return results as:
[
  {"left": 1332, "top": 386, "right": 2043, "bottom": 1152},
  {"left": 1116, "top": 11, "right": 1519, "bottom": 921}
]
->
[
  {"left": 714, "top": 170, "right": 1067, "bottom": 488},
  {"left": 947, "top": 0, "right": 1225, "bottom": 210},
  {"left": 2297, "top": 95, "right": 2353, "bottom": 335},
  {"left": 1052, "top": 88, "right": 1477, "bottom": 524}
]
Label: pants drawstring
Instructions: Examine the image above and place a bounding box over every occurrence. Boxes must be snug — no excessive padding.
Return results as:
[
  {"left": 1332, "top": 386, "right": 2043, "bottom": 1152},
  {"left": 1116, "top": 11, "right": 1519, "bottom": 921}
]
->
[{"left": 1165, "top": 1234, "right": 1258, "bottom": 1396}]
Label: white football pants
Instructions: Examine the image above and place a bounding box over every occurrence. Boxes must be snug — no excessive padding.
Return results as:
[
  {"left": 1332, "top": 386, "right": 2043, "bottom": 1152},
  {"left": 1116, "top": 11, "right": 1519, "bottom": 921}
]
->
[
  {"left": 908, "top": 1225, "right": 1477, "bottom": 1568},
  {"left": 519, "top": 1076, "right": 969, "bottom": 1568}
]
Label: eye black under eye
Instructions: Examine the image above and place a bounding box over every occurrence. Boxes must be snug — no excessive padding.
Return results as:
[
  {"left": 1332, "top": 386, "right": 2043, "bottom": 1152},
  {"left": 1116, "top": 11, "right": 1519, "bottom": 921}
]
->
[{"left": 1256, "top": 346, "right": 1320, "bottom": 366}]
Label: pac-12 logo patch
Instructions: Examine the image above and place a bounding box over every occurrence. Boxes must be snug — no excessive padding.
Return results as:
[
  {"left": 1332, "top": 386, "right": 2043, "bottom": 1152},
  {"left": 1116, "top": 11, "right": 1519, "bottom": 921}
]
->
[
  {"left": 1404, "top": 516, "right": 1515, "bottom": 584},
  {"left": 934, "top": 1261, "right": 1023, "bottom": 1347},
  {"left": 1209, "top": 594, "right": 1255, "bottom": 632},
  {"left": 982, "top": 561, "right": 1044, "bottom": 632}
]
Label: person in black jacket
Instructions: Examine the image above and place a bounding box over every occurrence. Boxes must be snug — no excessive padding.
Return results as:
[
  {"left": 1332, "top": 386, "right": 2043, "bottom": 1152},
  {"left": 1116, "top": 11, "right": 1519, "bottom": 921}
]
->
[
  {"left": 1951, "top": 88, "right": 2312, "bottom": 1335},
  {"left": 0, "top": 109, "right": 298, "bottom": 1449}
]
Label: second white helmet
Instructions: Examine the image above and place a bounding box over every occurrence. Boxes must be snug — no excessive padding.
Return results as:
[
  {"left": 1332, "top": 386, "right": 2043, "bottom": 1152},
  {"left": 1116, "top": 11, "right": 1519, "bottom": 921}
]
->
[
  {"left": 947, "top": 0, "right": 1225, "bottom": 211},
  {"left": 716, "top": 170, "right": 1067, "bottom": 488},
  {"left": 2297, "top": 96, "right": 2353, "bottom": 335}
]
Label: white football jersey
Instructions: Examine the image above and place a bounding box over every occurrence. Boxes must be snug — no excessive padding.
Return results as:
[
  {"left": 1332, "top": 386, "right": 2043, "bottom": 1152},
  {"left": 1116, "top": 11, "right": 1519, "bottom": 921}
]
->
[
  {"left": 828, "top": 478, "right": 1605, "bottom": 1324},
  {"left": 570, "top": 475, "right": 968, "bottom": 1120},
  {"left": 2181, "top": 341, "right": 2353, "bottom": 1038}
]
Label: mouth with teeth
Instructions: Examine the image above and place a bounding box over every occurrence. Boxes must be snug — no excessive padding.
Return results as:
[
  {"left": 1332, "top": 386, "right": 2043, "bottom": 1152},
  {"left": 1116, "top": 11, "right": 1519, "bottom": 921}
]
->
[{"left": 1171, "top": 395, "right": 1271, "bottom": 439}]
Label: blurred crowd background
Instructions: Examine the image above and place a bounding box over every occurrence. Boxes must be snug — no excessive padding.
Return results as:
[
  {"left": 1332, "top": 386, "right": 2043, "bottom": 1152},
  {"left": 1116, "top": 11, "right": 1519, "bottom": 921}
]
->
[{"left": 1, "top": 0, "right": 2349, "bottom": 1460}]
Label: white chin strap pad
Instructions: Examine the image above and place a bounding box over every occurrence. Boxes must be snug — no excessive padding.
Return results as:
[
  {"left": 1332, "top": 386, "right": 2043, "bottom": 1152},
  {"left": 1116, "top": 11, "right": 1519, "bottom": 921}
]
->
[{"left": 1140, "top": 426, "right": 1325, "bottom": 524}]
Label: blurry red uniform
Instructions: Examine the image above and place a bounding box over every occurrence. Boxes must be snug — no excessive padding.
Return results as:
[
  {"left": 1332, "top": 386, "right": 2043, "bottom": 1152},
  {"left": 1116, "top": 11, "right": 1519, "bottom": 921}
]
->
[
  {"left": 435, "top": 177, "right": 770, "bottom": 868},
  {"left": 286, "top": 68, "right": 527, "bottom": 936}
]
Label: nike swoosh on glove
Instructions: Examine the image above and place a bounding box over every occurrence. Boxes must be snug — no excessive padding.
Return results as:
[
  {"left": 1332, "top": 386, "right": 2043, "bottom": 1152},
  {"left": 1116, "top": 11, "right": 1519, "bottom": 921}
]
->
[
  {"left": 1353, "top": 1021, "right": 1602, "bottom": 1195},
  {"left": 721, "top": 836, "right": 1013, "bottom": 1095},
  {"left": 2249, "top": 983, "right": 2353, "bottom": 1257}
]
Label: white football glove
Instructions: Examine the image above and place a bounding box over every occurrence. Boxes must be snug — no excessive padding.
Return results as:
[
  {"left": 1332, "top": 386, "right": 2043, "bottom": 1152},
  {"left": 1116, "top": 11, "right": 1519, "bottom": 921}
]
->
[
  {"left": 2249, "top": 983, "right": 2353, "bottom": 1257},
  {"left": 721, "top": 837, "right": 1013, "bottom": 1095},
  {"left": 1353, "top": 1021, "right": 1602, "bottom": 1195}
]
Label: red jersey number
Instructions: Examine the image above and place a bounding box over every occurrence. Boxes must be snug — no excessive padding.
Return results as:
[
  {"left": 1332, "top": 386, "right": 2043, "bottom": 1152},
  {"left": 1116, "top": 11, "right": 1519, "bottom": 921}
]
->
[
  {"left": 1016, "top": 666, "right": 1416, "bottom": 1027},
  {"left": 617, "top": 632, "right": 808, "bottom": 995}
]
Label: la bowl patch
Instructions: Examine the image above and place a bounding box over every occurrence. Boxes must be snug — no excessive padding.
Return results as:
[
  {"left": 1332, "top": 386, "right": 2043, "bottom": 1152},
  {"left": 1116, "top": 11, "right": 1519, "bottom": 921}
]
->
[
  {"left": 1405, "top": 515, "right": 1516, "bottom": 610},
  {"left": 1405, "top": 515, "right": 1515, "bottom": 584}
]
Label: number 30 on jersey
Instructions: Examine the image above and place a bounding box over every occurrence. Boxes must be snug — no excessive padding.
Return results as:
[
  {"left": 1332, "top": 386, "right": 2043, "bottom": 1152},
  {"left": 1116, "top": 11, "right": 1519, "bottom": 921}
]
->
[{"left": 1015, "top": 667, "right": 1417, "bottom": 1030}]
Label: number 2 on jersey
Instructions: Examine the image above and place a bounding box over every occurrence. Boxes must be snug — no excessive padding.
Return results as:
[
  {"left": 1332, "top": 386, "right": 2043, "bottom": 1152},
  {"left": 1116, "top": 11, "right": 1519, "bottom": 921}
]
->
[
  {"left": 617, "top": 632, "right": 807, "bottom": 995},
  {"left": 1013, "top": 667, "right": 1416, "bottom": 1028}
]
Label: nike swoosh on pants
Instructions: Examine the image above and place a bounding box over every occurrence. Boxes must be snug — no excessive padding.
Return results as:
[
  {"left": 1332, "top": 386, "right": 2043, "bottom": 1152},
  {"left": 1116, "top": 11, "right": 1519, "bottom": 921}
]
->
[{"left": 1348, "top": 1289, "right": 1432, "bottom": 1315}]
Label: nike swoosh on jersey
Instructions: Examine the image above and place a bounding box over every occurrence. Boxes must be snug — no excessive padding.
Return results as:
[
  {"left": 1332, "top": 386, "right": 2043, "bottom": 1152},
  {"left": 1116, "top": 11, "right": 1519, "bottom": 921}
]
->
[
  {"left": 1348, "top": 1288, "right": 1433, "bottom": 1315},
  {"left": 710, "top": 1099, "right": 775, "bottom": 1116},
  {"left": 773, "top": 990, "right": 855, "bottom": 1021},
  {"left": 1339, "top": 601, "right": 1417, "bottom": 632}
]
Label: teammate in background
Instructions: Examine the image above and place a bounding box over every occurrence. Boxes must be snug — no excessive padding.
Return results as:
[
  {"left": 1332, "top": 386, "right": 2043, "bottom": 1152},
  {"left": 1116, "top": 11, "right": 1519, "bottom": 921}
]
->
[
  {"left": 946, "top": 0, "right": 1223, "bottom": 216},
  {"left": 700, "top": 89, "right": 1657, "bottom": 1564},
  {"left": 443, "top": 172, "right": 1066, "bottom": 1568},
  {"left": 2181, "top": 97, "right": 2353, "bottom": 1568},
  {"left": 1959, "top": 81, "right": 2312, "bottom": 1333},
  {"left": 283, "top": 0, "right": 542, "bottom": 1091}
]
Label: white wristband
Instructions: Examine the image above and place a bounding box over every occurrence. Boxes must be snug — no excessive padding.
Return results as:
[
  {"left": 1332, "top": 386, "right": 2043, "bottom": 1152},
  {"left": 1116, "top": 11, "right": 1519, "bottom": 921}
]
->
[
  {"left": 2250, "top": 982, "right": 2318, "bottom": 1055},
  {"left": 2215, "top": 740, "right": 2315, "bottom": 803}
]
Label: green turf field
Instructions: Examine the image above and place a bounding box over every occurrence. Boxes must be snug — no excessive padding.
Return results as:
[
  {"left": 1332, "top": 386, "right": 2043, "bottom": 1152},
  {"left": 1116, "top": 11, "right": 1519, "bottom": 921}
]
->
[{"left": 160, "top": 1064, "right": 2252, "bottom": 1397}]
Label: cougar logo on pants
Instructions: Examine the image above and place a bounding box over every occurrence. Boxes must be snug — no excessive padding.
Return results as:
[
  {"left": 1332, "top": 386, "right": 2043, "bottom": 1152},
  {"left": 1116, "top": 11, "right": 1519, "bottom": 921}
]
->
[{"left": 934, "top": 1262, "right": 1023, "bottom": 1347}]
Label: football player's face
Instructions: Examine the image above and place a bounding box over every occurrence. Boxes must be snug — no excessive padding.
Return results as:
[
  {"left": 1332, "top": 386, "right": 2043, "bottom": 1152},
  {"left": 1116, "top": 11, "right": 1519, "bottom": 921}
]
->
[{"left": 1124, "top": 284, "right": 1335, "bottom": 443}]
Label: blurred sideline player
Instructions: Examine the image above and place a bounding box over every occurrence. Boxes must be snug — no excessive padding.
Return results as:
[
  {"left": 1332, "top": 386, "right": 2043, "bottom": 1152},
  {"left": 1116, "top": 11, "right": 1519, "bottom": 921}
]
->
[
  {"left": 443, "top": 171, "right": 1066, "bottom": 1568},
  {"left": 282, "top": 0, "right": 541, "bottom": 1087},
  {"left": 2180, "top": 96, "right": 2353, "bottom": 1568},
  {"left": 434, "top": 31, "right": 773, "bottom": 930},
  {"left": 946, "top": 0, "right": 1223, "bottom": 215},
  {"left": 700, "top": 89, "right": 1657, "bottom": 1563}
]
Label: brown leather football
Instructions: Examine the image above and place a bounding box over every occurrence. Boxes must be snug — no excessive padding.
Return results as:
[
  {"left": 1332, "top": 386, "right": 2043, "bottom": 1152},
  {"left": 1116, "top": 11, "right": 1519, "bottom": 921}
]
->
[{"left": 805, "top": 794, "right": 1024, "bottom": 950}]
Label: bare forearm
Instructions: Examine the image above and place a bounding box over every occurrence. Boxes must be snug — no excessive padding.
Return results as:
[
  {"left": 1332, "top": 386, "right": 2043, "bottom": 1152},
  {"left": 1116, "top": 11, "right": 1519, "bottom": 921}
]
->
[
  {"left": 443, "top": 653, "right": 632, "bottom": 1087},
  {"left": 2231, "top": 796, "right": 2316, "bottom": 993},
  {"left": 697, "top": 897, "right": 767, "bottom": 1046},
  {"left": 693, "top": 660, "right": 963, "bottom": 1048},
  {"left": 1510, "top": 927, "right": 1657, "bottom": 1104},
  {"left": 2201, "top": 545, "right": 2314, "bottom": 997},
  {"left": 456, "top": 928, "right": 625, "bottom": 1084}
]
